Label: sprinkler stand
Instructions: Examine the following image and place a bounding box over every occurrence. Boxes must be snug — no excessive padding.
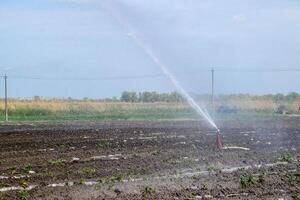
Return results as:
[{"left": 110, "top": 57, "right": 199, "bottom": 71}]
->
[{"left": 215, "top": 129, "right": 223, "bottom": 149}]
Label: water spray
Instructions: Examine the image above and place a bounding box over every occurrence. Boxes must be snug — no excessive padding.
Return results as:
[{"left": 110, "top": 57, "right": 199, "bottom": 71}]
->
[{"left": 101, "top": 1, "right": 223, "bottom": 149}]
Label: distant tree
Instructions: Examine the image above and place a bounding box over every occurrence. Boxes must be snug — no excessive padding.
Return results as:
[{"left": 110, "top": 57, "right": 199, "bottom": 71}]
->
[
  {"left": 286, "top": 92, "right": 298, "bottom": 103},
  {"left": 272, "top": 93, "right": 285, "bottom": 104},
  {"left": 121, "top": 91, "right": 138, "bottom": 102},
  {"left": 33, "top": 96, "right": 42, "bottom": 101},
  {"left": 121, "top": 91, "right": 131, "bottom": 102}
]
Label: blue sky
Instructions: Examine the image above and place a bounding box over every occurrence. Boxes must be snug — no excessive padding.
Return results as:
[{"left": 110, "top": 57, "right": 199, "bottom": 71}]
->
[{"left": 0, "top": 0, "right": 300, "bottom": 98}]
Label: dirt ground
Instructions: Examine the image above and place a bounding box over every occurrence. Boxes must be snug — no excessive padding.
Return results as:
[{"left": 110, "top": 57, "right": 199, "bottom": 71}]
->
[{"left": 0, "top": 118, "right": 299, "bottom": 199}]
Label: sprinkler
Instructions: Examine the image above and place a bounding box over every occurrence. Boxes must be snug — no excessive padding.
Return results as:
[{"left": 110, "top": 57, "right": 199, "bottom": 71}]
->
[{"left": 215, "top": 129, "right": 223, "bottom": 149}]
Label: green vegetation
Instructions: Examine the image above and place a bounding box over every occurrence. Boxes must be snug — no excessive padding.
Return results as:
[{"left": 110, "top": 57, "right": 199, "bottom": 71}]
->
[
  {"left": 258, "top": 173, "right": 266, "bottom": 184},
  {"left": 201, "top": 183, "right": 208, "bottom": 191},
  {"left": 96, "top": 141, "right": 110, "bottom": 148},
  {"left": 95, "top": 170, "right": 132, "bottom": 191},
  {"left": 48, "top": 159, "right": 65, "bottom": 166},
  {"left": 79, "top": 178, "right": 85, "bottom": 185},
  {"left": 121, "top": 91, "right": 184, "bottom": 102},
  {"left": 8, "top": 166, "right": 17, "bottom": 175},
  {"left": 22, "top": 164, "right": 32, "bottom": 174},
  {"left": 0, "top": 192, "right": 5, "bottom": 200},
  {"left": 79, "top": 167, "right": 96, "bottom": 176},
  {"left": 42, "top": 170, "right": 54, "bottom": 179},
  {"left": 281, "top": 152, "right": 293, "bottom": 163},
  {"left": 207, "top": 165, "right": 217, "bottom": 174},
  {"left": 17, "top": 190, "right": 28, "bottom": 200},
  {"left": 19, "top": 180, "right": 29, "bottom": 189},
  {"left": 240, "top": 172, "right": 267, "bottom": 188},
  {"left": 288, "top": 171, "right": 300, "bottom": 184},
  {"left": 0, "top": 91, "right": 299, "bottom": 122},
  {"left": 141, "top": 186, "right": 156, "bottom": 196},
  {"left": 240, "top": 174, "right": 256, "bottom": 188}
]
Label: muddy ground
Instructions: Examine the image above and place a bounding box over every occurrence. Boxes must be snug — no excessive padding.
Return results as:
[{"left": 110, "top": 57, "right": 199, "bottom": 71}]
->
[{"left": 0, "top": 118, "right": 299, "bottom": 199}]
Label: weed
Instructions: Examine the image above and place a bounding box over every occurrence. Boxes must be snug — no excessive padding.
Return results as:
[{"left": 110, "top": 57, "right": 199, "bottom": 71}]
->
[
  {"left": 151, "top": 150, "right": 160, "bottom": 156},
  {"left": 19, "top": 180, "right": 28, "bottom": 189},
  {"left": 240, "top": 174, "right": 256, "bottom": 188},
  {"left": 258, "top": 173, "right": 266, "bottom": 184},
  {"left": 95, "top": 178, "right": 107, "bottom": 191},
  {"left": 49, "top": 159, "right": 65, "bottom": 166},
  {"left": 281, "top": 152, "right": 293, "bottom": 163},
  {"left": 43, "top": 171, "right": 54, "bottom": 178},
  {"left": 80, "top": 167, "right": 96, "bottom": 176},
  {"left": 8, "top": 166, "right": 17, "bottom": 175},
  {"left": 207, "top": 165, "right": 216, "bottom": 174},
  {"left": 23, "top": 164, "right": 32, "bottom": 174},
  {"left": 17, "top": 190, "right": 28, "bottom": 200},
  {"left": 201, "top": 183, "right": 208, "bottom": 190},
  {"left": 114, "top": 170, "right": 125, "bottom": 181},
  {"left": 79, "top": 178, "right": 85, "bottom": 185},
  {"left": 96, "top": 141, "right": 110, "bottom": 148},
  {"left": 141, "top": 186, "right": 156, "bottom": 196},
  {"left": 289, "top": 172, "right": 300, "bottom": 184},
  {"left": 0, "top": 192, "right": 5, "bottom": 200},
  {"left": 59, "top": 144, "right": 67, "bottom": 150}
]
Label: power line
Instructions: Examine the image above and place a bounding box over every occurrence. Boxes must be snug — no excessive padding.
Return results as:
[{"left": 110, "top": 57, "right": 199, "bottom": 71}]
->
[
  {"left": 0, "top": 68, "right": 300, "bottom": 81},
  {"left": 7, "top": 74, "right": 165, "bottom": 81}
]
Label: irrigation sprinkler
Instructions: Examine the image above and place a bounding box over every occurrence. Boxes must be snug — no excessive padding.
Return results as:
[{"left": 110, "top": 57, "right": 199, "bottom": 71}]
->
[{"left": 215, "top": 129, "right": 223, "bottom": 149}]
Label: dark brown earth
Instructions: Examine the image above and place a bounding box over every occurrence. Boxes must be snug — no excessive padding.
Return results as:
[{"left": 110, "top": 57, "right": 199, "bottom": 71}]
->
[{"left": 0, "top": 118, "right": 299, "bottom": 199}]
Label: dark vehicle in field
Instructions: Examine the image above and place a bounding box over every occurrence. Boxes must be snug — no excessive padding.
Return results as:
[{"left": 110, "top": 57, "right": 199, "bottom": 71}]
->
[{"left": 275, "top": 105, "right": 290, "bottom": 114}]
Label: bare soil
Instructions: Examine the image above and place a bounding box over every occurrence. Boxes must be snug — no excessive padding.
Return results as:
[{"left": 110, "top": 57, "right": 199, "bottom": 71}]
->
[{"left": 0, "top": 119, "right": 299, "bottom": 199}]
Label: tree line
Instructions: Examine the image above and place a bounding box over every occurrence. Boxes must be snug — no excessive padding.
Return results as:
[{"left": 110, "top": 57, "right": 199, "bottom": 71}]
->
[{"left": 120, "top": 91, "right": 185, "bottom": 103}]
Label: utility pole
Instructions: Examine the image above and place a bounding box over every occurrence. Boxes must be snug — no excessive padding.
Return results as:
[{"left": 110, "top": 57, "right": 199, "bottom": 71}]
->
[
  {"left": 4, "top": 74, "right": 8, "bottom": 122},
  {"left": 211, "top": 68, "right": 215, "bottom": 118}
]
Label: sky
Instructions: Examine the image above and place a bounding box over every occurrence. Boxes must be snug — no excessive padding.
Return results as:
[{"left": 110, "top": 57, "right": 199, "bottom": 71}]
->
[{"left": 0, "top": 0, "right": 300, "bottom": 98}]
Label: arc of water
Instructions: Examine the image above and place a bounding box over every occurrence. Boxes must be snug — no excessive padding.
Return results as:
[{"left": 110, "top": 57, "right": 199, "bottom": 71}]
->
[{"left": 100, "top": 1, "right": 218, "bottom": 130}]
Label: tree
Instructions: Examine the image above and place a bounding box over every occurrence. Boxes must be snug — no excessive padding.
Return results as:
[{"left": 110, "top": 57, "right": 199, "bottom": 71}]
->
[
  {"left": 121, "top": 91, "right": 138, "bottom": 102},
  {"left": 286, "top": 92, "right": 298, "bottom": 103},
  {"left": 121, "top": 91, "right": 131, "bottom": 102}
]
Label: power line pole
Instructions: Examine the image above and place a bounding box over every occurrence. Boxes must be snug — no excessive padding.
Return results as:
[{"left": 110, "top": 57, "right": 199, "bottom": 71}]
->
[
  {"left": 211, "top": 68, "right": 215, "bottom": 118},
  {"left": 4, "top": 75, "right": 8, "bottom": 122}
]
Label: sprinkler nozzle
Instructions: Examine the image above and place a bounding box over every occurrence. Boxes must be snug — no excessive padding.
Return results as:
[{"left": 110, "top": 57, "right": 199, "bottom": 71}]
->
[{"left": 215, "top": 129, "right": 223, "bottom": 149}]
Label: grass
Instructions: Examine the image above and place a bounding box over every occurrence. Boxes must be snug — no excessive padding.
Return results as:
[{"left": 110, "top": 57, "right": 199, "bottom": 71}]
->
[{"left": 0, "top": 99, "right": 297, "bottom": 122}]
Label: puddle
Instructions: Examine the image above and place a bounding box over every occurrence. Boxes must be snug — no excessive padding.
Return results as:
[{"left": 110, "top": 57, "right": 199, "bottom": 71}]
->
[
  {"left": 90, "top": 154, "right": 122, "bottom": 161},
  {"left": 240, "top": 131, "right": 256, "bottom": 134},
  {"left": 151, "top": 132, "right": 165, "bottom": 136},
  {"left": 222, "top": 146, "right": 250, "bottom": 151},
  {"left": 0, "top": 185, "right": 37, "bottom": 192},
  {"left": 0, "top": 161, "right": 290, "bottom": 193},
  {"left": 138, "top": 137, "right": 157, "bottom": 140}
]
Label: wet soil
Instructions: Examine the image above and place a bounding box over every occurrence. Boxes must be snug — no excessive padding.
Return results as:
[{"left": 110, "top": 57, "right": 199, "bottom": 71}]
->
[{"left": 0, "top": 119, "right": 299, "bottom": 199}]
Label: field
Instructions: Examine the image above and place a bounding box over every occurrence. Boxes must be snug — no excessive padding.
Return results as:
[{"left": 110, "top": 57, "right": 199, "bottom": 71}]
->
[
  {"left": 0, "top": 116, "right": 299, "bottom": 199},
  {"left": 0, "top": 95, "right": 299, "bottom": 122}
]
